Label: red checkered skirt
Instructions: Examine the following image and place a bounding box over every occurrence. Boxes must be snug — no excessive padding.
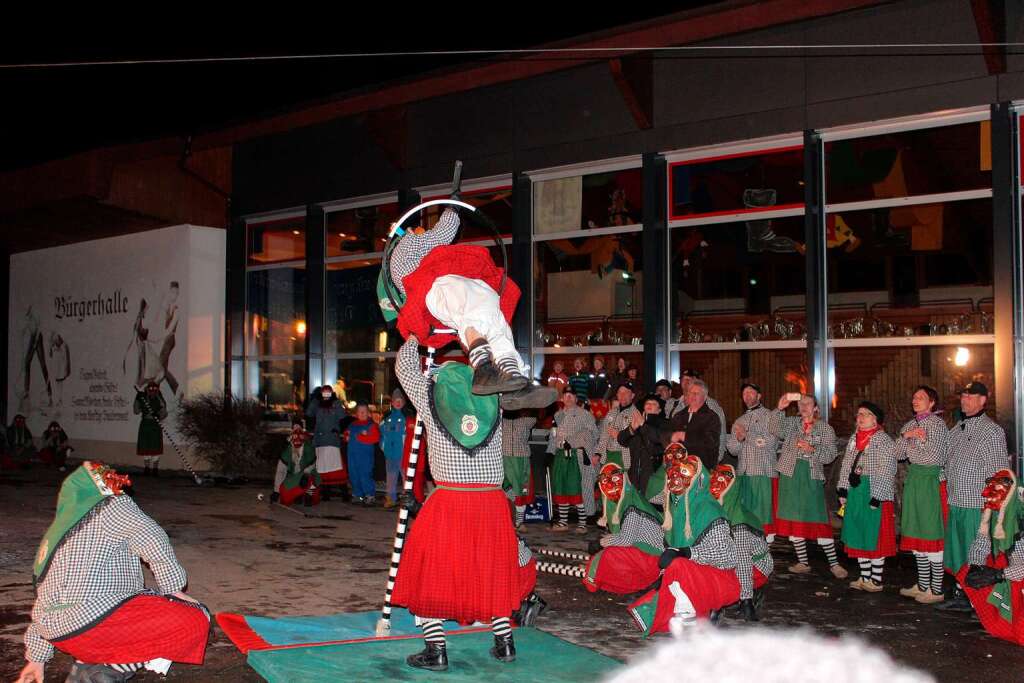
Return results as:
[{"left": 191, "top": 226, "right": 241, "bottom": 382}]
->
[
  {"left": 630, "top": 558, "right": 740, "bottom": 634},
  {"left": 845, "top": 501, "right": 898, "bottom": 559},
  {"left": 52, "top": 595, "right": 209, "bottom": 665},
  {"left": 397, "top": 245, "right": 520, "bottom": 348},
  {"left": 391, "top": 482, "right": 520, "bottom": 623},
  {"left": 517, "top": 558, "right": 537, "bottom": 603},
  {"left": 582, "top": 547, "right": 660, "bottom": 595},
  {"left": 958, "top": 557, "right": 1024, "bottom": 645}
]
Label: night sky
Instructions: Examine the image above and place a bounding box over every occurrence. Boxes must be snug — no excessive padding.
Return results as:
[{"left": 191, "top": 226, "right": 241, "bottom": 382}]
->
[{"left": 0, "top": 6, "right": 721, "bottom": 172}]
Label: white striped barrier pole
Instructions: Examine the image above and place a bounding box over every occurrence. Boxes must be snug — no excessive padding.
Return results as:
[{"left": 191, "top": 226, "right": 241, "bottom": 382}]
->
[
  {"left": 536, "top": 560, "right": 587, "bottom": 578},
  {"left": 376, "top": 344, "right": 438, "bottom": 637},
  {"left": 535, "top": 547, "right": 591, "bottom": 562}
]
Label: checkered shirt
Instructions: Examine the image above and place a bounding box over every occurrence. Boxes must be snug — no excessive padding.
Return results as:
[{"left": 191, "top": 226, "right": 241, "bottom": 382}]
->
[
  {"left": 726, "top": 406, "right": 779, "bottom": 477},
  {"left": 547, "top": 407, "right": 597, "bottom": 455},
  {"left": 389, "top": 208, "right": 461, "bottom": 297},
  {"left": 517, "top": 537, "right": 533, "bottom": 567},
  {"left": 596, "top": 405, "right": 640, "bottom": 470},
  {"left": 968, "top": 533, "right": 1024, "bottom": 581},
  {"left": 604, "top": 509, "right": 665, "bottom": 554},
  {"left": 837, "top": 431, "right": 897, "bottom": 501},
  {"left": 25, "top": 496, "right": 187, "bottom": 663},
  {"left": 894, "top": 415, "right": 949, "bottom": 481},
  {"left": 396, "top": 336, "right": 503, "bottom": 485},
  {"left": 688, "top": 518, "right": 738, "bottom": 571},
  {"left": 502, "top": 415, "right": 536, "bottom": 458},
  {"left": 771, "top": 412, "right": 838, "bottom": 480},
  {"left": 946, "top": 414, "right": 1010, "bottom": 509},
  {"left": 732, "top": 524, "right": 774, "bottom": 600}
]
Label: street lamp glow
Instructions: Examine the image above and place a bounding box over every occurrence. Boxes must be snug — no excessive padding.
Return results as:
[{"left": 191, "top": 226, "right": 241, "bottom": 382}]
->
[
  {"left": 295, "top": 321, "right": 307, "bottom": 336},
  {"left": 954, "top": 347, "right": 969, "bottom": 367}
]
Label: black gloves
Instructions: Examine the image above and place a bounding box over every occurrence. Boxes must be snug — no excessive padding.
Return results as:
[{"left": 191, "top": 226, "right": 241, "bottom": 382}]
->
[
  {"left": 965, "top": 564, "right": 1005, "bottom": 589},
  {"left": 837, "top": 488, "right": 849, "bottom": 499},
  {"left": 399, "top": 491, "right": 422, "bottom": 518},
  {"left": 658, "top": 546, "right": 692, "bottom": 569},
  {"left": 869, "top": 497, "right": 881, "bottom": 509},
  {"left": 848, "top": 472, "right": 862, "bottom": 488}
]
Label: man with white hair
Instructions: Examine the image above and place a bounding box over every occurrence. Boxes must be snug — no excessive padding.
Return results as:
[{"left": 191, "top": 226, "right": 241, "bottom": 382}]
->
[
  {"left": 659, "top": 380, "right": 721, "bottom": 473},
  {"left": 678, "top": 370, "right": 726, "bottom": 460}
]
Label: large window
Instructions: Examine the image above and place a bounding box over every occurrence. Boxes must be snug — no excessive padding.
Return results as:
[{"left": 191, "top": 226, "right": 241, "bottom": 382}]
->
[{"left": 244, "top": 211, "right": 307, "bottom": 419}]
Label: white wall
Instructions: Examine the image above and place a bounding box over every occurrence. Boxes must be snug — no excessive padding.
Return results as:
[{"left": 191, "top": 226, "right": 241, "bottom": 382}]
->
[{"left": 8, "top": 225, "right": 225, "bottom": 469}]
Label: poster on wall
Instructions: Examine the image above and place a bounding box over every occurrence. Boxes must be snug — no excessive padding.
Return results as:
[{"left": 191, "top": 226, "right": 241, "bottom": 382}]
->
[{"left": 8, "top": 225, "right": 224, "bottom": 450}]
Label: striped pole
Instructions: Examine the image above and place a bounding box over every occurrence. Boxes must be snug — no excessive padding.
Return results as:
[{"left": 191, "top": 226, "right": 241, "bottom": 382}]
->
[
  {"left": 376, "top": 345, "right": 437, "bottom": 637},
  {"left": 535, "top": 547, "right": 591, "bottom": 562},
  {"left": 536, "top": 560, "right": 587, "bottom": 578}
]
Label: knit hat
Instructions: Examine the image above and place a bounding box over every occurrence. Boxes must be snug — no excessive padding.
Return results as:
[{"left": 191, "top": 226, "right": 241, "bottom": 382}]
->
[
  {"left": 391, "top": 388, "right": 405, "bottom": 402},
  {"left": 640, "top": 393, "right": 665, "bottom": 411},
  {"left": 858, "top": 400, "right": 885, "bottom": 425}
]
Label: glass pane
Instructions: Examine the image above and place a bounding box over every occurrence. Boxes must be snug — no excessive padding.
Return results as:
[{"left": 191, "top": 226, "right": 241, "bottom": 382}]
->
[
  {"left": 248, "top": 217, "right": 305, "bottom": 265},
  {"left": 323, "top": 356, "right": 399, "bottom": 411},
  {"left": 246, "top": 359, "right": 307, "bottom": 420},
  {"left": 423, "top": 187, "right": 513, "bottom": 241},
  {"left": 325, "top": 202, "right": 400, "bottom": 259},
  {"left": 825, "top": 122, "right": 991, "bottom": 204},
  {"left": 534, "top": 233, "right": 644, "bottom": 346},
  {"left": 670, "top": 217, "right": 806, "bottom": 342},
  {"left": 673, "top": 348, "right": 809, "bottom": 429},
  {"left": 826, "top": 198, "right": 993, "bottom": 338},
  {"left": 534, "top": 168, "right": 643, "bottom": 235},
  {"left": 539, "top": 351, "right": 646, "bottom": 397},
  {"left": 246, "top": 267, "right": 306, "bottom": 356},
  {"left": 326, "top": 260, "right": 402, "bottom": 354},
  {"left": 831, "top": 344, "right": 995, "bottom": 437},
  {"left": 669, "top": 146, "right": 803, "bottom": 220}
]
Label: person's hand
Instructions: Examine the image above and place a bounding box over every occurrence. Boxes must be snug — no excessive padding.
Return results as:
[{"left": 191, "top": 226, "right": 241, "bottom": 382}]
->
[
  {"left": 733, "top": 424, "right": 747, "bottom": 442},
  {"left": 869, "top": 497, "right": 881, "bottom": 510},
  {"left": 795, "top": 439, "right": 814, "bottom": 453},
  {"left": 966, "top": 564, "right": 1004, "bottom": 589},
  {"left": 599, "top": 534, "right": 615, "bottom": 548},
  {"left": 16, "top": 662, "right": 44, "bottom": 683},
  {"left": 671, "top": 431, "right": 685, "bottom": 443},
  {"left": 630, "top": 411, "right": 644, "bottom": 431},
  {"left": 777, "top": 395, "right": 791, "bottom": 411}
]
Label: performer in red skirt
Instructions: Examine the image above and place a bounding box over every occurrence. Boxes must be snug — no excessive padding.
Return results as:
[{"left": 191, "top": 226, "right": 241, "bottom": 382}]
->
[
  {"left": 391, "top": 335, "right": 531, "bottom": 671},
  {"left": 18, "top": 461, "right": 209, "bottom": 683},
  {"left": 960, "top": 469, "right": 1024, "bottom": 645},
  {"left": 628, "top": 454, "right": 740, "bottom": 636},
  {"left": 837, "top": 402, "right": 897, "bottom": 592}
]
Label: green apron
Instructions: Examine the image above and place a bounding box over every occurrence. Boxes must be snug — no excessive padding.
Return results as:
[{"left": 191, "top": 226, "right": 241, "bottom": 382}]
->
[
  {"left": 551, "top": 447, "right": 583, "bottom": 498},
  {"left": 900, "top": 464, "right": 944, "bottom": 541},
  {"left": 841, "top": 475, "right": 881, "bottom": 551},
  {"left": 777, "top": 459, "right": 829, "bottom": 524},
  {"left": 944, "top": 505, "right": 983, "bottom": 572},
  {"left": 645, "top": 465, "right": 665, "bottom": 501},
  {"left": 502, "top": 456, "right": 532, "bottom": 498},
  {"left": 605, "top": 450, "right": 625, "bottom": 469},
  {"left": 740, "top": 474, "right": 774, "bottom": 528}
]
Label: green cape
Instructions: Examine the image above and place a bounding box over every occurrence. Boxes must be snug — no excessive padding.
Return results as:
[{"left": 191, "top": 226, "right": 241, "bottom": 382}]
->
[
  {"left": 280, "top": 442, "right": 320, "bottom": 490},
  {"left": 34, "top": 463, "right": 121, "bottom": 584},
  {"left": 984, "top": 484, "right": 1024, "bottom": 623},
  {"left": 718, "top": 474, "right": 764, "bottom": 534},
  {"left": 608, "top": 478, "right": 663, "bottom": 535},
  {"left": 663, "top": 462, "right": 726, "bottom": 549},
  {"left": 428, "top": 362, "right": 500, "bottom": 452}
]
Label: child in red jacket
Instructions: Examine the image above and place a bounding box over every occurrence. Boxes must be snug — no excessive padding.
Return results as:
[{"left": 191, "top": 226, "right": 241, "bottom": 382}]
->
[{"left": 345, "top": 403, "right": 381, "bottom": 506}]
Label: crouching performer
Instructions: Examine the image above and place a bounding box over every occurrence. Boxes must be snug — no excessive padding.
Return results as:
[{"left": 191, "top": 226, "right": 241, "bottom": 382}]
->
[
  {"left": 390, "top": 335, "right": 532, "bottom": 672},
  {"left": 18, "top": 461, "right": 209, "bottom": 683},
  {"left": 960, "top": 469, "right": 1024, "bottom": 645},
  {"left": 628, "top": 453, "right": 739, "bottom": 636},
  {"left": 583, "top": 463, "right": 664, "bottom": 594},
  {"left": 709, "top": 464, "right": 774, "bottom": 621}
]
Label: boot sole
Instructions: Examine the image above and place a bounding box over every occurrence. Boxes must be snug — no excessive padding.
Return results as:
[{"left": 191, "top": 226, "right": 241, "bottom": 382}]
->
[
  {"left": 473, "top": 376, "right": 529, "bottom": 396},
  {"left": 500, "top": 387, "right": 558, "bottom": 410}
]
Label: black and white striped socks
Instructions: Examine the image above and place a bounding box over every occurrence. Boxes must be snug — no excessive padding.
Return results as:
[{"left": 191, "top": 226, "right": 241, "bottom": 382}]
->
[
  {"left": 421, "top": 619, "right": 446, "bottom": 646},
  {"left": 555, "top": 504, "right": 586, "bottom": 528},
  {"left": 930, "top": 561, "right": 944, "bottom": 596},
  {"left": 793, "top": 538, "right": 809, "bottom": 565},
  {"left": 914, "top": 553, "right": 930, "bottom": 592},
  {"left": 820, "top": 539, "right": 839, "bottom": 567},
  {"left": 576, "top": 503, "right": 587, "bottom": 530},
  {"left": 496, "top": 356, "right": 520, "bottom": 377},
  {"left": 515, "top": 505, "right": 526, "bottom": 526},
  {"left": 870, "top": 558, "right": 884, "bottom": 584},
  {"left": 556, "top": 504, "right": 570, "bottom": 527},
  {"left": 492, "top": 617, "right": 512, "bottom": 638},
  {"left": 468, "top": 341, "right": 491, "bottom": 369}
]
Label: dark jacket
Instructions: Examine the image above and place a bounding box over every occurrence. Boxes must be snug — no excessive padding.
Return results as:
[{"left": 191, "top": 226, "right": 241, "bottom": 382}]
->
[
  {"left": 617, "top": 412, "right": 668, "bottom": 494},
  {"left": 652, "top": 403, "right": 722, "bottom": 473},
  {"left": 305, "top": 397, "right": 349, "bottom": 448}
]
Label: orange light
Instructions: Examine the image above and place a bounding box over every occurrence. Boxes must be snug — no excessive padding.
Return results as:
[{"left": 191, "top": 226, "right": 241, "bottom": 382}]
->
[
  {"left": 292, "top": 230, "right": 300, "bottom": 235},
  {"left": 295, "top": 321, "right": 307, "bottom": 336}
]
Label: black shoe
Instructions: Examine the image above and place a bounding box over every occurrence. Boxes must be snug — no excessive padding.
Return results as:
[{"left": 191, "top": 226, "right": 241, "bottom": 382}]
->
[
  {"left": 935, "top": 591, "right": 973, "bottom": 613},
  {"left": 708, "top": 609, "right": 723, "bottom": 626},
  {"left": 739, "top": 598, "right": 759, "bottom": 622},
  {"left": 66, "top": 662, "right": 135, "bottom": 682},
  {"left": 752, "top": 587, "right": 766, "bottom": 612},
  {"left": 499, "top": 384, "right": 557, "bottom": 410},
  {"left": 152, "top": 466, "right": 160, "bottom": 478},
  {"left": 515, "top": 593, "right": 548, "bottom": 627},
  {"left": 472, "top": 361, "right": 528, "bottom": 396},
  {"left": 490, "top": 634, "right": 516, "bottom": 662},
  {"left": 143, "top": 466, "right": 150, "bottom": 477},
  {"left": 407, "top": 643, "right": 448, "bottom": 671}
]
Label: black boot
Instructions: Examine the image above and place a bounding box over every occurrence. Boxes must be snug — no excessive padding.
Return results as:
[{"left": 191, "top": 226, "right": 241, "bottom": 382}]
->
[
  {"left": 472, "top": 361, "right": 528, "bottom": 396},
  {"left": 152, "top": 465, "right": 160, "bottom": 478},
  {"left": 935, "top": 588, "right": 973, "bottom": 612},
  {"left": 490, "top": 633, "right": 516, "bottom": 662},
  {"left": 708, "top": 608, "right": 723, "bottom": 626},
  {"left": 515, "top": 593, "right": 548, "bottom": 627},
  {"left": 499, "top": 384, "right": 557, "bottom": 410},
  {"left": 406, "top": 643, "right": 448, "bottom": 671},
  {"left": 739, "top": 598, "right": 760, "bottom": 622},
  {"left": 143, "top": 466, "right": 150, "bottom": 477},
  {"left": 752, "top": 587, "right": 766, "bottom": 612}
]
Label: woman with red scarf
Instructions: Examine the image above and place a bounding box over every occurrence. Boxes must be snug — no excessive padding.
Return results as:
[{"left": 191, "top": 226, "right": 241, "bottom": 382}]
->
[{"left": 837, "top": 401, "right": 897, "bottom": 591}]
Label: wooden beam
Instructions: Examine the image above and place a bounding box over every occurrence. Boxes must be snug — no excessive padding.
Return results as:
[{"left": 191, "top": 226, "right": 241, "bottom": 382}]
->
[{"left": 609, "top": 55, "right": 654, "bottom": 130}]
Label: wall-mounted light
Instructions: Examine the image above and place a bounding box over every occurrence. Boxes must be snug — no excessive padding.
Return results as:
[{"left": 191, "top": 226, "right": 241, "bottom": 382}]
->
[
  {"left": 295, "top": 321, "right": 307, "bottom": 336},
  {"left": 377, "top": 329, "right": 388, "bottom": 353},
  {"left": 954, "top": 347, "right": 969, "bottom": 367},
  {"left": 292, "top": 230, "right": 301, "bottom": 236}
]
